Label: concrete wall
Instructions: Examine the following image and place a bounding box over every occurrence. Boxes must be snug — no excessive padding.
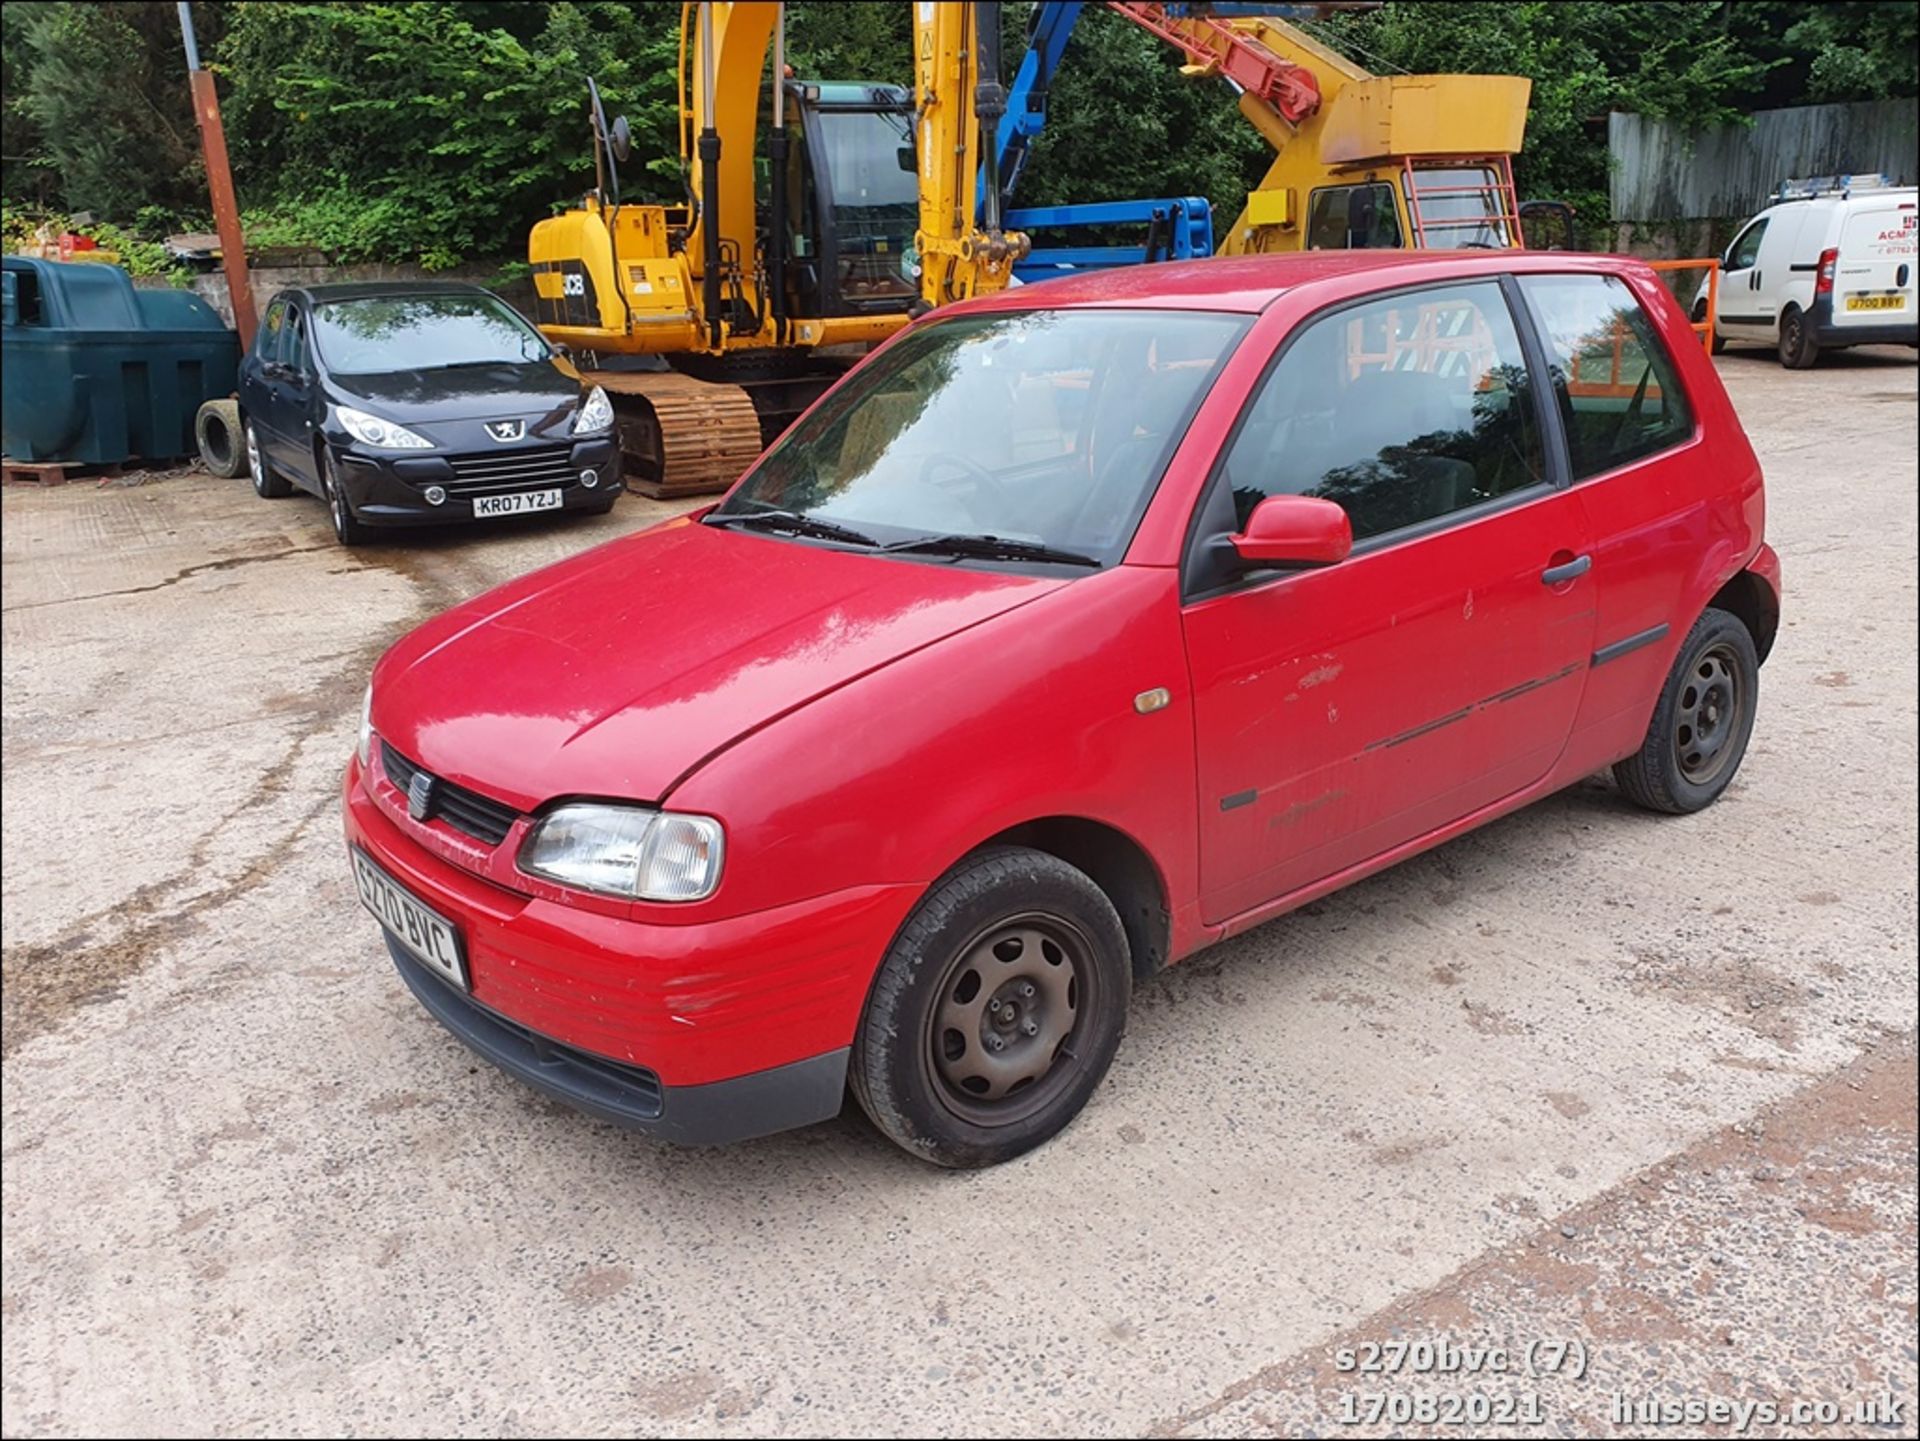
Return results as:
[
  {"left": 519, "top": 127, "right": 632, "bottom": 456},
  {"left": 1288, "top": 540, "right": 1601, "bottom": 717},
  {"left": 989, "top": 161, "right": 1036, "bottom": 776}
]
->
[
  {"left": 137, "top": 261, "right": 536, "bottom": 335},
  {"left": 1610, "top": 99, "right": 1919, "bottom": 223}
]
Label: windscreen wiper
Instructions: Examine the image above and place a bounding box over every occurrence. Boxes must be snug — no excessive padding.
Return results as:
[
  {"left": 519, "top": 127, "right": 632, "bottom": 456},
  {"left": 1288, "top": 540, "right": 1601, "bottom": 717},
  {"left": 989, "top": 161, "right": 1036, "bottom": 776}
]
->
[
  {"left": 883, "top": 533, "right": 1101, "bottom": 568},
  {"left": 706, "top": 508, "right": 881, "bottom": 548}
]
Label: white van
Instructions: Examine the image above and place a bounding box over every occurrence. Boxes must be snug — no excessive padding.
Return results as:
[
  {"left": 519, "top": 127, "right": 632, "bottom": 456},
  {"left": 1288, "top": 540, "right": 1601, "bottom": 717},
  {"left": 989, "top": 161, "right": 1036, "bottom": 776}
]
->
[{"left": 1699, "top": 176, "right": 1917, "bottom": 367}]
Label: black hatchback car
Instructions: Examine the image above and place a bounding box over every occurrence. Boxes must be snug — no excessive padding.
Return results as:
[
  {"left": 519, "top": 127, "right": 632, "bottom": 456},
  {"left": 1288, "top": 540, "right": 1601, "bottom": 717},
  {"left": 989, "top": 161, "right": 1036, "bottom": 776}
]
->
[{"left": 237, "top": 281, "right": 619, "bottom": 545}]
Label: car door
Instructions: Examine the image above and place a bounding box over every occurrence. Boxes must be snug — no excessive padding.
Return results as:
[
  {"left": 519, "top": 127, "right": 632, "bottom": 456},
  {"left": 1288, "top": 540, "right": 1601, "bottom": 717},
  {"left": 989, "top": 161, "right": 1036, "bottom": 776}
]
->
[
  {"left": 1716, "top": 214, "right": 1773, "bottom": 338},
  {"left": 1515, "top": 271, "right": 1714, "bottom": 753},
  {"left": 1181, "top": 278, "right": 1595, "bottom": 925},
  {"left": 266, "top": 302, "right": 317, "bottom": 485},
  {"left": 240, "top": 299, "right": 286, "bottom": 452},
  {"left": 1830, "top": 193, "right": 1918, "bottom": 336}
]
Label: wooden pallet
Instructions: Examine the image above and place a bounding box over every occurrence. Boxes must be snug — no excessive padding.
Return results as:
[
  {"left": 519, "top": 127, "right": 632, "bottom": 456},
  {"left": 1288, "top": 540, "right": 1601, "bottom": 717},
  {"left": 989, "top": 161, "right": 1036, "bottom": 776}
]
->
[{"left": 1, "top": 459, "right": 124, "bottom": 488}]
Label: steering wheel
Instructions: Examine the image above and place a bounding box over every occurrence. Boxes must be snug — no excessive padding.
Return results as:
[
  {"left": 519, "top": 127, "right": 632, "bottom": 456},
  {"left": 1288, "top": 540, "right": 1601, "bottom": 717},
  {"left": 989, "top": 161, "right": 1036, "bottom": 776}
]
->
[{"left": 919, "top": 452, "right": 1010, "bottom": 513}]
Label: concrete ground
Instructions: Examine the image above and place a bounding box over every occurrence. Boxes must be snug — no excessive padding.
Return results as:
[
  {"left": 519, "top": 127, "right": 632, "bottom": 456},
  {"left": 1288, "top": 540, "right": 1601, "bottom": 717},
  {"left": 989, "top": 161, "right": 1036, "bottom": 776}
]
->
[{"left": 2, "top": 346, "right": 1914, "bottom": 1438}]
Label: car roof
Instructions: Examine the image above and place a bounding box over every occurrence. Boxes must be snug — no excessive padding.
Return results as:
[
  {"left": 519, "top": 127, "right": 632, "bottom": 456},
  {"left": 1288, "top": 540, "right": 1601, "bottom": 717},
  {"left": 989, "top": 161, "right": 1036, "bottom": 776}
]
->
[
  {"left": 282, "top": 280, "right": 499, "bottom": 305},
  {"left": 957, "top": 248, "right": 1657, "bottom": 316}
]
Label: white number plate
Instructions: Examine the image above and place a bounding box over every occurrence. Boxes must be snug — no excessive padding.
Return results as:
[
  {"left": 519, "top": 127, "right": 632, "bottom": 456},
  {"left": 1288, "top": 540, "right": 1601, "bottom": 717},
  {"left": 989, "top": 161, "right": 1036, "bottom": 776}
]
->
[
  {"left": 352, "top": 847, "right": 466, "bottom": 989},
  {"left": 473, "top": 489, "right": 563, "bottom": 518}
]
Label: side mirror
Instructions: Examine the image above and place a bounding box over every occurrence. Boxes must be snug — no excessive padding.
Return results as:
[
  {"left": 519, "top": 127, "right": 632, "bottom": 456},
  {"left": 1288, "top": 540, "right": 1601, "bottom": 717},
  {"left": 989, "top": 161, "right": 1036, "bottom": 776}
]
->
[
  {"left": 608, "top": 115, "right": 631, "bottom": 164},
  {"left": 1230, "top": 494, "right": 1352, "bottom": 570},
  {"left": 898, "top": 144, "right": 917, "bottom": 174},
  {"left": 549, "top": 341, "right": 572, "bottom": 358}
]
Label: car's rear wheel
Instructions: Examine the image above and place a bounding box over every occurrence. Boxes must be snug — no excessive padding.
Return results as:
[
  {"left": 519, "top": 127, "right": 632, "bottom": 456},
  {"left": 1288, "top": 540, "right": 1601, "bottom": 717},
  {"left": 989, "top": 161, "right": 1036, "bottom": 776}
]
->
[
  {"left": 1613, "top": 607, "right": 1759, "bottom": 815},
  {"left": 245, "top": 421, "right": 291, "bottom": 498},
  {"left": 1778, "top": 304, "right": 1819, "bottom": 369},
  {"left": 850, "top": 846, "right": 1130, "bottom": 1167},
  {"left": 321, "top": 449, "right": 372, "bottom": 546}
]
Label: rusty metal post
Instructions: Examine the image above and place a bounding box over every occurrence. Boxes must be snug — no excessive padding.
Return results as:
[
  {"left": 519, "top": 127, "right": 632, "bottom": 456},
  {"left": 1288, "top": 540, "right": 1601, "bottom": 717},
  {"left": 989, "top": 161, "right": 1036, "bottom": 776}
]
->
[{"left": 178, "top": 2, "right": 257, "bottom": 349}]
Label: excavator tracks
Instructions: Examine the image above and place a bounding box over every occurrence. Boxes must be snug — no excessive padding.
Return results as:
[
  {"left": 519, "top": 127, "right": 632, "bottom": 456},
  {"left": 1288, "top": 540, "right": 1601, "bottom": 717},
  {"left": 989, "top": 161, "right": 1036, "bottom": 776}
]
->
[{"left": 585, "top": 369, "right": 767, "bottom": 499}]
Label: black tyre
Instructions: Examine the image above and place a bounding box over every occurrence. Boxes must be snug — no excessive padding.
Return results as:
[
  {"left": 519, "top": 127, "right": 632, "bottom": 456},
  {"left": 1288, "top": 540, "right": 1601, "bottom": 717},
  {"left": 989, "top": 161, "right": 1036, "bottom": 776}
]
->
[
  {"left": 850, "top": 846, "right": 1131, "bottom": 1168},
  {"left": 243, "top": 420, "right": 291, "bottom": 497},
  {"left": 321, "top": 449, "right": 372, "bottom": 546},
  {"left": 196, "top": 399, "right": 248, "bottom": 479},
  {"left": 1614, "top": 607, "right": 1760, "bottom": 815},
  {"left": 1778, "top": 304, "right": 1819, "bottom": 369}
]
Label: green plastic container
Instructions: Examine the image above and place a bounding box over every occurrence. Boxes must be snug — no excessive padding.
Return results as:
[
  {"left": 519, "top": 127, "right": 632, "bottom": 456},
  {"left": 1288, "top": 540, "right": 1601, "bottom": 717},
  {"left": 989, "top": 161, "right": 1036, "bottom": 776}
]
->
[{"left": 2, "top": 255, "right": 239, "bottom": 465}]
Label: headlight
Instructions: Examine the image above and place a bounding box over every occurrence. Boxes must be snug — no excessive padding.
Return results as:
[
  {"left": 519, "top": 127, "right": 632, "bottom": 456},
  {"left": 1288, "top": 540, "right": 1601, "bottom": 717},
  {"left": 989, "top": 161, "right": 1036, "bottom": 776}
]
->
[
  {"left": 573, "top": 384, "right": 614, "bottom": 436},
  {"left": 356, "top": 683, "right": 374, "bottom": 767},
  {"left": 518, "top": 804, "right": 724, "bottom": 902},
  {"left": 337, "top": 406, "right": 433, "bottom": 450}
]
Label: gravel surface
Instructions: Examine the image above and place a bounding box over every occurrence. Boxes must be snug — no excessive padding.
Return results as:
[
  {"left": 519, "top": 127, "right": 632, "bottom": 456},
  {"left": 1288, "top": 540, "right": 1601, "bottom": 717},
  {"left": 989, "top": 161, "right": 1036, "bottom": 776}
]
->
[{"left": 2, "top": 345, "right": 1915, "bottom": 1437}]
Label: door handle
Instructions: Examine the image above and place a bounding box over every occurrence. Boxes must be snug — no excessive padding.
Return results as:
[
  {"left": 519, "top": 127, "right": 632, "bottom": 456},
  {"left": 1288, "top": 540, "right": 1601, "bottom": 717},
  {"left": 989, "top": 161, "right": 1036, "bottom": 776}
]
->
[{"left": 1541, "top": 554, "right": 1591, "bottom": 586}]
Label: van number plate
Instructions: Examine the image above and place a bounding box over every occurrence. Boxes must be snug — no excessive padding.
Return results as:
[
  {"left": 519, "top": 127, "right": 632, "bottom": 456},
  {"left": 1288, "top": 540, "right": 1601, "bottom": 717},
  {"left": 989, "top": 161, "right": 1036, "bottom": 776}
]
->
[{"left": 1845, "top": 294, "right": 1907, "bottom": 312}]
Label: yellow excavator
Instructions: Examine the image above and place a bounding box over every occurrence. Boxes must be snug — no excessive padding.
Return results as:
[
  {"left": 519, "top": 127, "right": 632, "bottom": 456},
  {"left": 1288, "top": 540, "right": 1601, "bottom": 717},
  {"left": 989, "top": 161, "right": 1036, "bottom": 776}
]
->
[{"left": 530, "top": 2, "right": 1027, "bottom": 496}]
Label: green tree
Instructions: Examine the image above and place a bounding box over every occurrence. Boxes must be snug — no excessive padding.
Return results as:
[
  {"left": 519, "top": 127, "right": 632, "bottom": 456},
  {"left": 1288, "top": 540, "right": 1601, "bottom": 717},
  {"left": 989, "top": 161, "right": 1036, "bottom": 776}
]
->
[
  {"left": 216, "top": 0, "right": 680, "bottom": 266},
  {"left": 5, "top": 1, "right": 216, "bottom": 222}
]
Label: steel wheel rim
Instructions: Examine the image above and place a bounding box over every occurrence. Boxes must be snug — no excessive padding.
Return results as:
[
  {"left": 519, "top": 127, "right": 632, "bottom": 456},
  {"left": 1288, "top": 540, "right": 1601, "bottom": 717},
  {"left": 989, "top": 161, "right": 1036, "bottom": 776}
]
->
[
  {"left": 1784, "top": 315, "right": 1803, "bottom": 352},
  {"left": 927, "top": 911, "right": 1095, "bottom": 1128},
  {"left": 324, "top": 455, "right": 347, "bottom": 533},
  {"left": 246, "top": 425, "right": 264, "bottom": 489},
  {"left": 1675, "top": 641, "right": 1744, "bottom": 785}
]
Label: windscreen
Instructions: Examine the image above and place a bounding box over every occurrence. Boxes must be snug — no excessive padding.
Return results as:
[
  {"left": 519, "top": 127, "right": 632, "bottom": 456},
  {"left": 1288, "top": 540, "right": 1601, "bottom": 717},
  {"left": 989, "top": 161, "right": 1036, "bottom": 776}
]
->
[
  {"left": 311, "top": 294, "right": 550, "bottom": 372},
  {"left": 1412, "top": 167, "right": 1513, "bottom": 250},
  {"left": 815, "top": 108, "right": 919, "bottom": 302},
  {"left": 713, "top": 308, "right": 1247, "bottom": 566}
]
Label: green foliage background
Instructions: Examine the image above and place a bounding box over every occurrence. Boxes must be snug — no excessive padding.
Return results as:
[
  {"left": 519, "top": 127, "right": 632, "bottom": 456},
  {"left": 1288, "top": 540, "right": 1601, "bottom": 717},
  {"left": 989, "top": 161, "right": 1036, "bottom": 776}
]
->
[{"left": 3, "top": 1, "right": 1915, "bottom": 268}]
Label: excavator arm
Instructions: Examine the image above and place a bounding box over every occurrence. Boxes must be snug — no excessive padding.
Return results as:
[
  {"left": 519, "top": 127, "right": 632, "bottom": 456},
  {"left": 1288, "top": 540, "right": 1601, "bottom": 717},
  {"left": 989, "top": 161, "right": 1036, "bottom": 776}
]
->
[{"left": 912, "top": 1, "right": 1029, "bottom": 305}]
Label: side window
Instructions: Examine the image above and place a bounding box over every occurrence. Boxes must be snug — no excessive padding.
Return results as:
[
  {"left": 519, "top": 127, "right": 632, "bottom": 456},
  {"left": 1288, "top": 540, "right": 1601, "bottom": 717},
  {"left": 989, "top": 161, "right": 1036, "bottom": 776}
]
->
[
  {"left": 1726, "top": 218, "right": 1767, "bottom": 270},
  {"left": 1218, "top": 281, "right": 1546, "bottom": 541},
  {"left": 1306, "top": 183, "right": 1404, "bottom": 251},
  {"left": 259, "top": 300, "right": 285, "bottom": 359},
  {"left": 283, "top": 307, "right": 308, "bottom": 373},
  {"left": 1519, "top": 274, "right": 1695, "bottom": 480}
]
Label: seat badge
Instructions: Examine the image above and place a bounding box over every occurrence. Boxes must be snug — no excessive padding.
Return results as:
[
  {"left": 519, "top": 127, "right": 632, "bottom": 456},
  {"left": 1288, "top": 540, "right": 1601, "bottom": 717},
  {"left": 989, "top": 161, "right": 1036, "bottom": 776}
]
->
[{"left": 407, "top": 771, "right": 437, "bottom": 822}]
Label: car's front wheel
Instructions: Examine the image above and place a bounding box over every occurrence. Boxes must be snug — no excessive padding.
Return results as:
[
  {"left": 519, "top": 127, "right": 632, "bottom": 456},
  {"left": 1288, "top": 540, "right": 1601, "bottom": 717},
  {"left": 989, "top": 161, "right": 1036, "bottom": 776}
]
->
[
  {"left": 1614, "top": 607, "right": 1759, "bottom": 814},
  {"left": 321, "top": 450, "right": 372, "bottom": 546},
  {"left": 850, "top": 846, "right": 1131, "bottom": 1167},
  {"left": 1691, "top": 299, "right": 1727, "bottom": 356}
]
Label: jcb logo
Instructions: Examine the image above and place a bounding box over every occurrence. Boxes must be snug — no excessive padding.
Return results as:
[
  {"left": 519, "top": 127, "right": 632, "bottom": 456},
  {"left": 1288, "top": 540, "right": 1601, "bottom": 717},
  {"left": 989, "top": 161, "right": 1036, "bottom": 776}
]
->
[{"left": 561, "top": 273, "right": 586, "bottom": 298}]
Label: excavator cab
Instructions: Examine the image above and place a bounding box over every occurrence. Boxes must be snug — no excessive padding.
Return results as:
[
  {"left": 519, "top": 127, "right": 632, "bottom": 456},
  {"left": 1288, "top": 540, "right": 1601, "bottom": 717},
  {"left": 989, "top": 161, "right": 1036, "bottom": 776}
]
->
[{"left": 774, "top": 82, "right": 918, "bottom": 318}]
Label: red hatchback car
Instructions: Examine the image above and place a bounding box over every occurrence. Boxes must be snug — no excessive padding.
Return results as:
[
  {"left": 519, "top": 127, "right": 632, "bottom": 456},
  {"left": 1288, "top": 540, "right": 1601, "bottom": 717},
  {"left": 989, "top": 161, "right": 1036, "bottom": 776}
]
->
[{"left": 344, "top": 251, "right": 1779, "bottom": 1167}]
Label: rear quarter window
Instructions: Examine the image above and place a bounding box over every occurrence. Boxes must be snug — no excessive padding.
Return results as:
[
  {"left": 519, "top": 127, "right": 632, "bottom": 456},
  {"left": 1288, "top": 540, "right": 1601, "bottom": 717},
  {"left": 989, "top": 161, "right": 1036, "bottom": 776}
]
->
[{"left": 1518, "top": 274, "right": 1695, "bottom": 481}]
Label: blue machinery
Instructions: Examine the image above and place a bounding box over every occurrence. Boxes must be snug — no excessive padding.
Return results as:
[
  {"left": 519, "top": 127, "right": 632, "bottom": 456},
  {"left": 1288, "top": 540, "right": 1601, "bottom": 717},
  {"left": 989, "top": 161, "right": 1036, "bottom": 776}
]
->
[{"left": 991, "top": 1, "right": 1215, "bottom": 277}]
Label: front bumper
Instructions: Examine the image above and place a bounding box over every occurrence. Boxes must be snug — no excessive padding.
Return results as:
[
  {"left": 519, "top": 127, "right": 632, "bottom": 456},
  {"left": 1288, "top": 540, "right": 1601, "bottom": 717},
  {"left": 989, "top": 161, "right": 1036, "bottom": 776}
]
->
[
  {"left": 343, "top": 758, "right": 919, "bottom": 1143},
  {"left": 386, "top": 937, "right": 850, "bottom": 1144},
  {"left": 334, "top": 434, "right": 620, "bottom": 528}
]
